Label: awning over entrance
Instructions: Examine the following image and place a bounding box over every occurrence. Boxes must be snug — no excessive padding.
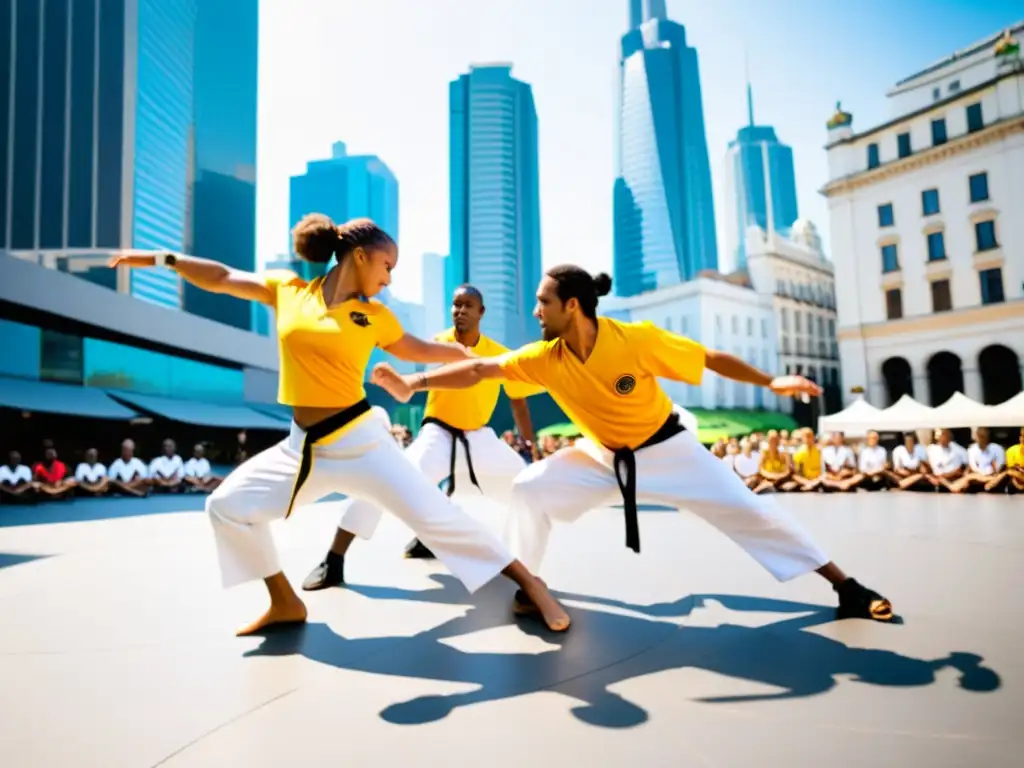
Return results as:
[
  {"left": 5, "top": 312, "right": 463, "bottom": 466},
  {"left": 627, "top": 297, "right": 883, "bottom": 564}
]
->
[
  {"left": 106, "top": 391, "right": 289, "bottom": 430},
  {"left": 0, "top": 377, "right": 140, "bottom": 420}
]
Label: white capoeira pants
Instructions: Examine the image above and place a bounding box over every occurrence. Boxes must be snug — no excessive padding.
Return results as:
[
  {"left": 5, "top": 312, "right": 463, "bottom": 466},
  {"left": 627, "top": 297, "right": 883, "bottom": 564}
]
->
[
  {"left": 338, "top": 422, "right": 528, "bottom": 540},
  {"left": 206, "top": 414, "right": 513, "bottom": 593},
  {"left": 506, "top": 424, "right": 830, "bottom": 581}
]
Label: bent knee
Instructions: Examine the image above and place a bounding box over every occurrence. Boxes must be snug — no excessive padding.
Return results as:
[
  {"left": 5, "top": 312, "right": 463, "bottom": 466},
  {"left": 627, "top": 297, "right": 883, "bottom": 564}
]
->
[{"left": 206, "top": 485, "right": 247, "bottom": 524}]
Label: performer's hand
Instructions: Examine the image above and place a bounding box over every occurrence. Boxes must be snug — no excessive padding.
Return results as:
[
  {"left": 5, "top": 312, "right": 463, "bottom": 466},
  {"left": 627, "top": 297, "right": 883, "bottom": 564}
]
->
[
  {"left": 106, "top": 249, "right": 160, "bottom": 269},
  {"left": 769, "top": 375, "right": 822, "bottom": 399},
  {"left": 371, "top": 363, "right": 413, "bottom": 403}
]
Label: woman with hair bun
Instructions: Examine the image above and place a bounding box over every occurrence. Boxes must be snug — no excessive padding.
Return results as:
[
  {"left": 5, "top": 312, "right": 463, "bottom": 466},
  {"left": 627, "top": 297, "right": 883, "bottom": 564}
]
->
[
  {"left": 371, "top": 264, "right": 895, "bottom": 624},
  {"left": 107, "top": 215, "right": 570, "bottom": 635}
]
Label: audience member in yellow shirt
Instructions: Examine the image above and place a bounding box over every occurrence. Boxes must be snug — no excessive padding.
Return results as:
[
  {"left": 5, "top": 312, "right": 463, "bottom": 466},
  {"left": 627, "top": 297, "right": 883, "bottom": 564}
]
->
[
  {"left": 302, "top": 284, "right": 544, "bottom": 588},
  {"left": 372, "top": 264, "right": 895, "bottom": 623},
  {"left": 790, "top": 429, "right": 825, "bottom": 492},
  {"left": 1003, "top": 427, "right": 1023, "bottom": 493},
  {"left": 754, "top": 431, "right": 793, "bottom": 494}
]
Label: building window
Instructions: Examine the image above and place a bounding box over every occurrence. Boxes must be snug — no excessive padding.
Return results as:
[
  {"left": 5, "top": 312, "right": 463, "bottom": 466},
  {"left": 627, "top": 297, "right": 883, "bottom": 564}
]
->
[
  {"left": 41, "top": 330, "right": 84, "bottom": 384},
  {"left": 795, "top": 311, "right": 802, "bottom": 333},
  {"left": 966, "top": 102, "right": 984, "bottom": 133},
  {"left": 932, "top": 87, "right": 940, "bottom": 101},
  {"left": 816, "top": 316, "right": 824, "bottom": 337},
  {"left": 828, "top": 318, "right": 835, "bottom": 337},
  {"left": 760, "top": 318, "right": 767, "bottom": 338},
  {"left": 979, "top": 268, "right": 1005, "bottom": 305},
  {"left": 921, "top": 188, "right": 940, "bottom": 216},
  {"left": 867, "top": 143, "right": 880, "bottom": 169},
  {"left": 665, "top": 317, "right": 672, "bottom": 332},
  {"left": 780, "top": 308, "right": 789, "bottom": 331},
  {"left": 877, "top": 203, "right": 894, "bottom": 227},
  {"left": 931, "top": 118, "right": 947, "bottom": 146},
  {"left": 782, "top": 336, "right": 790, "bottom": 354},
  {"left": 715, "top": 315, "right": 722, "bottom": 332},
  {"left": 885, "top": 288, "right": 902, "bottom": 320},
  {"left": 880, "top": 243, "right": 899, "bottom": 273},
  {"left": 818, "top": 341, "right": 827, "bottom": 358},
  {"left": 974, "top": 220, "right": 998, "bottom": 251},
  {"left": 731, "top": 316, "right": 738, "bottom": 334},
  {"left": 949, "top": 80, "right": 961, "bottom": 94},
  {"left": 797, "top": 338, "right": 804, "bottom": 355},
  {"left": 681, "top": 317, "right": 688, "bottom": 335},
  {"left": 926, "top": 231, "right": 946, "bottom": 261},
  {"left": 969, "top": 172, "right": 989, "bottom": 203},
  {"left": 897, "top": 132, "right": 912, "bottom": 159},
  {"left": 930, "top": 279, "right": 952, "bottom": 313},
  {"left": 746, "top": 317, "right": 753, "bottom": 336}
]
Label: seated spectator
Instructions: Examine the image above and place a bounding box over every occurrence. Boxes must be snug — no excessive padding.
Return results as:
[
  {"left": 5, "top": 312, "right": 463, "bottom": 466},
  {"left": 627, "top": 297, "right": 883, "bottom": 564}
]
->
[
  {"left": 952, "top": 427, "right": 1007, "bottom": 493},
  {"left": 710, "top": 440, "right": 727, "bottom": 459},
  {"left": 183, "top": 444, "right": 222, "bottom": 493},
  {"left": 0, "top": 451, "right": 34, "bottom": 503},
  {"left": 890, "top": 432, "right": 933, "bottom": 490},
  {"left": 1005, "top": 428, "right": 1023, "bottom": 494},
  {"left": 926, "top": 429, "right": 968, "bottom": 491},
  {"left": 821, "top": 432, "right": 857, "bottom": 491},
  {"left": 107, "top": 439, "right": 150, "bottom": 497},
  {"left": 789, "top": 428, "right": 824, "bottom": 492},
  {"left": 851, "top": 431, "right": 889, "bottom": 490},
  {"left": 754, "top": 431, "right": 792, "bottom": 494},
  {"left": 149, "top": 439, "right": 185, "bottom": 492},
  {"left": 74, "top": 448, "right": 110, "bottom": 496},
  {"left": 731, "top": 438, "right": 761, "bottom": 490},
  {"left": 32, "top": 446, "right": 76, "bottom": 499}
]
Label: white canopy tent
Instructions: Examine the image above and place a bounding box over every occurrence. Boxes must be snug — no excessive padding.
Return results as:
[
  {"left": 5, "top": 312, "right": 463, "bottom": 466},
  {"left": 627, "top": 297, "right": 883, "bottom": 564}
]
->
[
  {"left": 984, "top": 391, "right": 1024, "bottom": 427},
  {"left": 927, "top": 392, "right": 995, "bottom": 430},
  {"left": 817, "top": 398, "right": 885, "bottom": 437},
  {"left": 875, "top": 394, "right": 937, "bottom": 431}
]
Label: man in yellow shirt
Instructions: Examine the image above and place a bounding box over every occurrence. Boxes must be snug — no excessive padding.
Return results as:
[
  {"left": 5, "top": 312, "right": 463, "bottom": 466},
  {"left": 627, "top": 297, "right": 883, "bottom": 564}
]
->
[
  {"left": 790, "top": 428, "right": 825, "bottom": 492},
  {"left": 372, "top": 265, "right": 894, "bottom": 623},
  {"left": 302, "top": 285, "right": 543, "bottom": 590},
  {"left": 1002, "top": 427, "right": 1023, "bottom": 494}
]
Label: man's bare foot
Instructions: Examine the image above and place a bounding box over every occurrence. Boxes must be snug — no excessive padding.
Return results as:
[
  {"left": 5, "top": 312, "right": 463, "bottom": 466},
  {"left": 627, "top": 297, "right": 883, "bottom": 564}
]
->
[
  {"left": 514, "top": 577, "right": 571, "bottom": 632},
  {"left": 235, "top": 598, "right": 308, "bottom": 636}
]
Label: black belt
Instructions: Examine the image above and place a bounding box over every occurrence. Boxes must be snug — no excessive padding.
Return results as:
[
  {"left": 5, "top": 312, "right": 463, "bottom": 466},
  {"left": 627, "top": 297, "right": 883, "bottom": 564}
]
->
[
  {"left": 421, "top": 416, "right": 481, "bottom": 497},
  {"left": 285, "top": 398, "right": 371, "bottom": 518},
  {"left": 612, "top": 411, "right": 686, "bottom": 554}
]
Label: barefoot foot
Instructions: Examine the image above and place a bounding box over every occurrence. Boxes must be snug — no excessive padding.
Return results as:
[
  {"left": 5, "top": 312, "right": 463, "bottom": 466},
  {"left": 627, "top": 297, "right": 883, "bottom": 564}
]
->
[
  {"left": 514, "top": 577, "right": 570, "bottom": 632},
  {"left": 236, "top": 599, "right": 308, "bottom": 636}
]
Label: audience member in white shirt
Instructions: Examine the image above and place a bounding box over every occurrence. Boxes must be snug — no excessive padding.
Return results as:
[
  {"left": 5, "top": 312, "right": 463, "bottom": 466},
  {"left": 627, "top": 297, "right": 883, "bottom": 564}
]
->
[
  {"left": 107, "top": 439, "right": 150, "bottom": 497},
  {"left": 952, "top": 427, "right": 1008, "bottom": 493},
  {"left": 891, "top": 433, "right": 933, "bottom": 490},
  {"left": 74, "top": 448, "right": 109, "bottom": 496},
  {"left": 0, "top": 450, "right": 35, "bottom": 502},
  {"left": 851, "top": 431, "right": 890, "bottom": 490},
  {"left": 926, "top": 429, "right": 968, "bottom": 490},
  {"left": 149, "top": 438, "right": 185, "bottom": 493},
  {"left": 821, "top": 432, "right": 858, "bottom": 491},
  {"left": 183, "top": 444, "right": 222, "bottom": 493},
  {"left": 731, "top": 438, "right": 762, "bottom": 490}
]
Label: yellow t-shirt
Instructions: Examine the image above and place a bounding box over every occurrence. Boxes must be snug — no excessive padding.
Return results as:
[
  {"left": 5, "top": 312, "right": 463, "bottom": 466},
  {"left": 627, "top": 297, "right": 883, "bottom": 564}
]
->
[
  {"left": 497, "top": 317, "right": 705, "bottom": 450},
  {"left": 761, "top": 452, "right": 787, "bottom": 473},
  {"left": 265, "top": 270, "right": 404, "bottom": 407},
  {"left": 793, "top": 445, "right": 822, "bottom": 479},
  {"left": 424, "top": 329, "right": 542, "bottom": 431},
  {"left": 1006, "top": 444, "right": 1022, "bottom": 469}
]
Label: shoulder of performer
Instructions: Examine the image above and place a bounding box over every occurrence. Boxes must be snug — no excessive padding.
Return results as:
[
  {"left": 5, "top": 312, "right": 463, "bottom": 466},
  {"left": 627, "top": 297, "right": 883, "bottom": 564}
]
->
[
  {"left": 477, "top": 333, "right": 511, "bottom": 357},
  {"left": 259, "top": 269, "right": 307, "bottom": 290},
  {"left": 495, "top": 339, "right": 556, "bottom": 384},
  {"left": 360, "top": 300, "right": 404, "bottom": 347},
  {"left": 433, "top": 327, "right": 457, "bottom": 343},
  {"left": 619, "top": 319, "right": 706, "bottom": 383}
]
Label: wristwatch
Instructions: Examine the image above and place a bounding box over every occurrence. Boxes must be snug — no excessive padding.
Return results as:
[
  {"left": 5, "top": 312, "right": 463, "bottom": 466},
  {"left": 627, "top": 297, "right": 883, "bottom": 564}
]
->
[{"left": 159, "top": 251, "right": 178, "bottom": 268}]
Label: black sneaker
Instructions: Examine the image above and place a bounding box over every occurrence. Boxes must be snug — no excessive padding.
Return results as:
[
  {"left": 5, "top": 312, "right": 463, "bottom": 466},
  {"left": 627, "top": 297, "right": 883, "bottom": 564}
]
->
[
  {"left": 403, "top": 538, "right": 435, "bottom": 559},
  {"left": 835, "top": 578, "right": 894, "bottom": 621},
  {"left": 301, "top": 551, "right": 346, "bottom": 591}
]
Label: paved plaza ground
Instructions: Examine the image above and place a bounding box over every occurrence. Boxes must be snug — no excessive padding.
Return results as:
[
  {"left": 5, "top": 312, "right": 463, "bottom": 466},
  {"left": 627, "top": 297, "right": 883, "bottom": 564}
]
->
[{"left": 0, "top": 491, "right": 1021, "bottom": 767}]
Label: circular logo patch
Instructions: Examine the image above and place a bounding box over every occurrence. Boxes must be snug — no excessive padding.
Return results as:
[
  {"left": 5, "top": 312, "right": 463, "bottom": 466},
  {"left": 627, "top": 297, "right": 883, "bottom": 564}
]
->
[{"left": 614, "top": 374, "right": 637, "bottom": 395}]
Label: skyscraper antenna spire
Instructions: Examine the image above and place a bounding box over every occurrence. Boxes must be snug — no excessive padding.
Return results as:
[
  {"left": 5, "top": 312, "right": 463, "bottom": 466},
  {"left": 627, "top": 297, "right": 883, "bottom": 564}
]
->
[{"left": 745, "top": 45, "right": 755, "bottom": 126}]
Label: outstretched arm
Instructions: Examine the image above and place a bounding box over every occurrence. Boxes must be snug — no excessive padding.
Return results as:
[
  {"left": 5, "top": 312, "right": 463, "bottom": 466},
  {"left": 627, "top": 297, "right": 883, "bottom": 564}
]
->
[
  {"left": 382, "top": 334, "right": 476, "bottom": 364},
  {"left": 108, "top": 251, "right": 275, "bottom": 305},
  {"left": 705, "top": 350, "right": 822, "bottom": 399},
  {"left": 371, "top": 358, "right": 505, "bottom": 403}
]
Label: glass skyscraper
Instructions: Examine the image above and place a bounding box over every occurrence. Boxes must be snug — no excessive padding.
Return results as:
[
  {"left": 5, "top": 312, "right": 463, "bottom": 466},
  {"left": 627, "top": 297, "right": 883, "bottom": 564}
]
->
[
  {"left": 613, "top": 1, "right": 718, "bottom": 297},
  {"left": 289, "top": 141, "right": 399, "bottom": 256},
  {"left": 1, "top": 0, "right": 257, "bottom": 316},
  {"left": 722, "top": 82, "right": 799, "bottom": 271},
  {"left": 448, "top": 64, "right": 541, "bottom": 349},
  {"left": 185, "top": 0, "right": 259, "bottom": 331}
]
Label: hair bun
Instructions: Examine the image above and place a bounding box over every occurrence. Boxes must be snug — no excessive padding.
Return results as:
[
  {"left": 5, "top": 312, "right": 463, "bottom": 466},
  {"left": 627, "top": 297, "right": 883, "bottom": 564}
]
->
[
  {"left": 292, "top": 213, "right": 339, "bottom": 264},
  {"left": 591, "top": 272, "right": 612, "bottom": 297}
]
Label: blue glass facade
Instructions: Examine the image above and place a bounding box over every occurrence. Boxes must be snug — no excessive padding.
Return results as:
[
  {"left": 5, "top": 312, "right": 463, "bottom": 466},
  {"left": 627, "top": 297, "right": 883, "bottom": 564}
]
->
[
  {"left": 613, "top": 7, "right": 718, "bottom": 298},
  {"left": 725, "top": 101, "right": 800, "bottom": 270},
  {"left": 185, "top": 0, "right": 258, "bottom": 330},
  {"left": 448, "top": 66, "right": 542, "bottom": 349}
]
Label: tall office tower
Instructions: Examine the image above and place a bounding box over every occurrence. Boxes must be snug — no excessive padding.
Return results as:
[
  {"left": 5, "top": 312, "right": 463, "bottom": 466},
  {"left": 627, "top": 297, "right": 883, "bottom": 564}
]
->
[
  {"left": 185, "top": 0, "right": 259, "bottom": 331},
  {"left": 613, "top": 1, "right": 718, "bottom": 297},
  {"left": 421, "top": 252, "right": 449, "bottom": 337},
  {"left": 448, "top": 64, "right": 542, "bottom": 349},
  {"left": 1, "top": 0, "right": 202, "bottom": 309},
  {"left": 722, "top": 79, "right": 799, "bottom": 272},
  {"left": 288, "top": 141, "right": 399, "bottom": 268}
]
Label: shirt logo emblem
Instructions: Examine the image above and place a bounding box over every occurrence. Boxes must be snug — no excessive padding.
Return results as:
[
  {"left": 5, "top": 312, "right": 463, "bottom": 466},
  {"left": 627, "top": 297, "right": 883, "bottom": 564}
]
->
[
  {"left": 614, "top": 374, "right": 637, "bottom": 395},
  {"left": 349, "top": 311, "right": 371, "bottom": 327}
]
